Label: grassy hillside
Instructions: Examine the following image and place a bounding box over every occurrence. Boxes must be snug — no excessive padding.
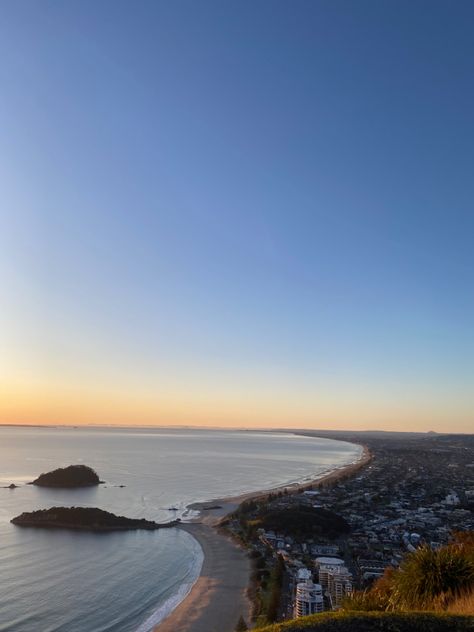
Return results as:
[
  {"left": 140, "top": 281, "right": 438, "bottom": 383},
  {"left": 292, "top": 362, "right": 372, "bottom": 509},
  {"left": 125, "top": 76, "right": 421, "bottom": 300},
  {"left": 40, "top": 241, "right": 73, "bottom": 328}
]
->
[{"left": 254, "top": 611, "right": 474, "bottom": 632}]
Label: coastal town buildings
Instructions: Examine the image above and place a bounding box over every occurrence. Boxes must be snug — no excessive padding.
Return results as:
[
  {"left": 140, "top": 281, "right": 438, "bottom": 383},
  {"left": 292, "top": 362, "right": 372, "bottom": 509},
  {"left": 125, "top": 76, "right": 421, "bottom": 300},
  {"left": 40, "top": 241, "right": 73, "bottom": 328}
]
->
[{"left": 228, "top": 432, "right": 474, "bottom": 624}]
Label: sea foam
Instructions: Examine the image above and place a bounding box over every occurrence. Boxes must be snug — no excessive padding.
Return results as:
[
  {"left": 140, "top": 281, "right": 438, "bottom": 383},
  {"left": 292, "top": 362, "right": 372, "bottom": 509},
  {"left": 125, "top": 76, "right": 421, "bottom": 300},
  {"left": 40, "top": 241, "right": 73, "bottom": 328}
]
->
[{"left": 134, "top": 536, "right": 204, "bottom": 632}]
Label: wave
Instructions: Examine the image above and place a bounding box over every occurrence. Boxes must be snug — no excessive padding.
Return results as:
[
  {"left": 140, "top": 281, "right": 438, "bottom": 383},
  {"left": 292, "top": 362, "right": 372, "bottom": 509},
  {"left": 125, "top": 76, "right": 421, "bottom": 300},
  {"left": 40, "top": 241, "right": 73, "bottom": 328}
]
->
[
  {"left": 134, "top": 442, "right": 365, "bottom": 631},
  {"left": 134, "top": 537, "right": 204, "bottom": 632}
]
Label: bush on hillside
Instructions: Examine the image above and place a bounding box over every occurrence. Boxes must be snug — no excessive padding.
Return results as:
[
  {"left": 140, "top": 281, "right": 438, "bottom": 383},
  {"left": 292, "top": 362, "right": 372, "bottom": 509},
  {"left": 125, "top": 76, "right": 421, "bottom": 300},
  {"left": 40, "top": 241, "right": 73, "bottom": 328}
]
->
[
  {"left": 345, "top": 534, "right": 474, "bottom": 613},
  {"left": 390, "top": 542, "right": 474, "bottom": 610}
]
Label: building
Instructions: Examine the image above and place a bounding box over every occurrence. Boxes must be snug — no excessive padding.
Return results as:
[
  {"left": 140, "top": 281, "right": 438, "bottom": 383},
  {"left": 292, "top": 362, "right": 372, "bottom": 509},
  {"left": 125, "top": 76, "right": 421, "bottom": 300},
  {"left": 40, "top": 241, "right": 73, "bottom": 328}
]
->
[
  {"left": 326, "top": 566, "right": 353, "bottom": 609},
  {"left": 294, "top": 580, "right": 324, "bottom": 617},
  {"left": 296, "top": 567, "right": 312, "bottom": 582},
  {"left": 315, "top": 557, "right": 352, "bottom": 610},
  {"left": 314, "top": 557, "right": 345, "bottom": 591},
  {"left": 445, "top": 492, "right": 460, "bottom": 506},
  {"left": 312, "top": 544, "right": 340, "bottom": 557},
  {"left": 357, "top": 559, "right": 386, "bottom": 583}
]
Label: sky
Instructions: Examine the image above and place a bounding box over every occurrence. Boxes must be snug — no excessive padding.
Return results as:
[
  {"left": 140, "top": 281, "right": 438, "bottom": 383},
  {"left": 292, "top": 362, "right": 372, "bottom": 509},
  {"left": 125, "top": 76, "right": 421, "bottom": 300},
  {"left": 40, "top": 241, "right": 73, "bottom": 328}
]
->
[{"left": 0, "top": 1, "right": 473, "bottom": 432}]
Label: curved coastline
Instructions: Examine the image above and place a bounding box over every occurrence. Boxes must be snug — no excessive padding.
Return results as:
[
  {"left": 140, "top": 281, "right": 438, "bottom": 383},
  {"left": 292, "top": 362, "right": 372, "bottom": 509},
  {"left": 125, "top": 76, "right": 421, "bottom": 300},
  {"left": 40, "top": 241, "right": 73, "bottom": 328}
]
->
[
  {"left": 134, "top": 536, "right": 204, "bottom": 632},
  {"left": 152, "top": 439, "right": 371, "bottom": 632}
]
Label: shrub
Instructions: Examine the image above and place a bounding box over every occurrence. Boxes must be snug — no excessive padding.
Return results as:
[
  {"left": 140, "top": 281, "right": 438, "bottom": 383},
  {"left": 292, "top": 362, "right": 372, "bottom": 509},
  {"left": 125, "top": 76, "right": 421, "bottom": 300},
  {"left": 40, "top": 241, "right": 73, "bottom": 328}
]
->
[
  {"left": 235, "top": 615, "right": 248, "bottom": 631},
  {"left": 389, "top": 543, "right": 474, "bottom": 610},
  {"left": 344, "top": 536, "right": 474, "bottom": 613}
]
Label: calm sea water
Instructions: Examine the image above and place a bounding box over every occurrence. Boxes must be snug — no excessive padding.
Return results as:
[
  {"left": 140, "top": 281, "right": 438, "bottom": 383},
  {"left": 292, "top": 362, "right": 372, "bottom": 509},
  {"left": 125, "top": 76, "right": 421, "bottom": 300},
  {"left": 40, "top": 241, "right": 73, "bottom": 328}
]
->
[{"left": 0, "top": 427, "right": 361, "bottom": 631}]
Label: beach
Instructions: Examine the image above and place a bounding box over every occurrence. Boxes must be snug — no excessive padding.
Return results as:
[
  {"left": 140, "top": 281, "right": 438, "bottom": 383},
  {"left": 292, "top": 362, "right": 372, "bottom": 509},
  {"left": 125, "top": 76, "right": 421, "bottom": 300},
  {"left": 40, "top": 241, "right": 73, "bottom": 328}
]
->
[
  {"left": 155, "top": 442, "right": 371, "bottom": 632},
  {"left": 0, "top": 427, "right": 363, "bottom": 632},
  {"left": 155, "top": 522, "right": 251, "bottom": 632}
]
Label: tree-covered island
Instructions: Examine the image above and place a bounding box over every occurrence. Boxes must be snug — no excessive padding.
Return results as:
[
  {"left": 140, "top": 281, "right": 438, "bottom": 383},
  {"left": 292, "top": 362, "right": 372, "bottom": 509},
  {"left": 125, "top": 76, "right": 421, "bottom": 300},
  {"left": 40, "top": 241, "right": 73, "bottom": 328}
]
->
[
  {"left": 30, "top": 465, "right": 103, "bottom": 488},
  {"left": 11, "top": 507, "right": 179, "bottom": 531}
]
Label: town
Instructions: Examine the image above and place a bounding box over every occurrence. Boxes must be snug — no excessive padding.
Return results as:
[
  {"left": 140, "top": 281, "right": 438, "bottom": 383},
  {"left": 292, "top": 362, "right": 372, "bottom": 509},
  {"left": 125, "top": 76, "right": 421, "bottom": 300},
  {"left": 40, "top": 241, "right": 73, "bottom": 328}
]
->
[{"left": 224, "top": 431, "right": 474, "bottom": 626}]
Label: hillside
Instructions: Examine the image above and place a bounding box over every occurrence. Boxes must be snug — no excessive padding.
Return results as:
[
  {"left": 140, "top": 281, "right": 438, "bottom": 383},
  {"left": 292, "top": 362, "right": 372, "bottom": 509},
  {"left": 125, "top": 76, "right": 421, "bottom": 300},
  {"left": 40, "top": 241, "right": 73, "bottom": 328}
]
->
[
  {"left": 255, "top": 611, "right": 474, "bottom": 632},
  {"left": 257, "top": 505, "right": 350, "bottom": 540}
]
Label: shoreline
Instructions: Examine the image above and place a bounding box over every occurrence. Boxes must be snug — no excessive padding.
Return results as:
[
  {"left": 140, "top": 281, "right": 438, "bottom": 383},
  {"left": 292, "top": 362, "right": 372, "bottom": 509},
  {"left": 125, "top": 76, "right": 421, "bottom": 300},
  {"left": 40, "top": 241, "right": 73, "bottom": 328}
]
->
[
  {"left": 154, "top": 440, "right": 371, "bottom": 632},
  {"left": 188, "top": 442, "right": 371, "bottom": 525},
  {"left": 154, "top": 522, "right": 252, "bottom": 632}
]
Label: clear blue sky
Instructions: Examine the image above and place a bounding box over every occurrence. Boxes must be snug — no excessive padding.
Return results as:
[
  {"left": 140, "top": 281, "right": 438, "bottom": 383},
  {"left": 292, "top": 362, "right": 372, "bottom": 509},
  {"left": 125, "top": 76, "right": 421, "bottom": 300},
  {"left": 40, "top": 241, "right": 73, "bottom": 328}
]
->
[{"left": 0, "top": 1, "right": 473, "bottom": 431}]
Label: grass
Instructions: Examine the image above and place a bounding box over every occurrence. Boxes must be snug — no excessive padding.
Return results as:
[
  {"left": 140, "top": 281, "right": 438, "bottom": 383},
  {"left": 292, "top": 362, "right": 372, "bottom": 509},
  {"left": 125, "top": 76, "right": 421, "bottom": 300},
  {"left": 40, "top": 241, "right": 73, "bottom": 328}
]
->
[
  {"left": 254, "top": 611, "right": 474, "bottom": 632},
  {"left": 447, "top": 589, "right": 474, "bottom": 615}
]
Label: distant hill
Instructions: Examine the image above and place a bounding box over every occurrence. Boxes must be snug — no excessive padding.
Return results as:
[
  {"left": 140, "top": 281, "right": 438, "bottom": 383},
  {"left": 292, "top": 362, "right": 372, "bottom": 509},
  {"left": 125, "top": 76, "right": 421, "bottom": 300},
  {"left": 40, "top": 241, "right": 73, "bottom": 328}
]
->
[
  {"left": 259, "top": 505, "right": 350, "bottom": 540},
  {"left": 30, "top": 465, "right": 102, "bottom": 488}
]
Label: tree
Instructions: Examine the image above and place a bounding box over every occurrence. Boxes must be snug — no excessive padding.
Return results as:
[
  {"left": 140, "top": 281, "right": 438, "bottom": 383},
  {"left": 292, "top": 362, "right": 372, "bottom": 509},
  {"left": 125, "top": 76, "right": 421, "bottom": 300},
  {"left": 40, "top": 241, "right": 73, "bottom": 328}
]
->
[{"left": 235, "top": 615, "right": 248, "bottom": 631}]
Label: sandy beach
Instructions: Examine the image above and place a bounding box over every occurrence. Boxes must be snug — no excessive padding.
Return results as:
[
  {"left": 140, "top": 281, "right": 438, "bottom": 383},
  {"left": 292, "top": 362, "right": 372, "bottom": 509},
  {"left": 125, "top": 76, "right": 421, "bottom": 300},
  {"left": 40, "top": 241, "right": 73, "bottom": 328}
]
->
[
  {"left": 155, "top": 522, "right": 251, "bottom": 632},
  {"left": 155, "top": 442, "right": 371, "bottom": 632}
]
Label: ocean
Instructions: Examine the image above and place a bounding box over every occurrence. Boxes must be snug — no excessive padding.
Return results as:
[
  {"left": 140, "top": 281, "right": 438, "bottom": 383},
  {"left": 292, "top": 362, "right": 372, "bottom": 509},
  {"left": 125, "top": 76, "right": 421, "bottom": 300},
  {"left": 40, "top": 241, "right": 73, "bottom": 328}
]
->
[{"left": 0, "top": 427, "right": 362, "bottom": 631}]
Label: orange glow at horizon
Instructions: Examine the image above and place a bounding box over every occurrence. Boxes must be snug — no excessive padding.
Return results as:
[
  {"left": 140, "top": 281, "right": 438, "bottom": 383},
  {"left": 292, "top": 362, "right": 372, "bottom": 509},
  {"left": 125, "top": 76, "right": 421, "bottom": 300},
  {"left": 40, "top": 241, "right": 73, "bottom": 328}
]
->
[{"left": 1, "top": 379, "right": 473, "bottom": 433}]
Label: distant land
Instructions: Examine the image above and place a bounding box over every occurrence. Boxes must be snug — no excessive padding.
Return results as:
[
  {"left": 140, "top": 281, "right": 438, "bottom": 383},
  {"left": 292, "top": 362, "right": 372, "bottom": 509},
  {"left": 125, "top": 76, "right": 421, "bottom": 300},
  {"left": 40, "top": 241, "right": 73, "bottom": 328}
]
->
[{"left": 0, "top": 424, "right": 466, "bottom": 434}]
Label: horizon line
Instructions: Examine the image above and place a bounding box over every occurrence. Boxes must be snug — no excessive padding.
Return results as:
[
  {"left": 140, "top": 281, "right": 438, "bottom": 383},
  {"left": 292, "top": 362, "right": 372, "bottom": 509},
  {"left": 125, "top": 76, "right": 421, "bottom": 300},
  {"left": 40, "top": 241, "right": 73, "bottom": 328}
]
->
[{"left": 0, "top": 422, "right": 470, "bottom": 436}]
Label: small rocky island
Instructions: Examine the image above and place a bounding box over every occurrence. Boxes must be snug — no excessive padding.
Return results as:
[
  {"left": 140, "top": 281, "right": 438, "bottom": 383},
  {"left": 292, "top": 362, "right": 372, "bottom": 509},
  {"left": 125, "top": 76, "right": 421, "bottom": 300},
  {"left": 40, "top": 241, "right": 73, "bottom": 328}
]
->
[
  {"left": 11, "top": 507, "right": 179, "bottom": 531},
  {"left": 30, "top": 465, "right": 103, "bottom": 488}
]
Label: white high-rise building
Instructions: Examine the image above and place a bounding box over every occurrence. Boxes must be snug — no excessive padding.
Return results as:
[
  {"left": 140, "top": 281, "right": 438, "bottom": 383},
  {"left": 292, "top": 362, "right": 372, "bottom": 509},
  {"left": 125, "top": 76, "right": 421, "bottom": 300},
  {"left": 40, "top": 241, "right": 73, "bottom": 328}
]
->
[{"left": 294, "top": 580, "right": 324, "bottom": 617}]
